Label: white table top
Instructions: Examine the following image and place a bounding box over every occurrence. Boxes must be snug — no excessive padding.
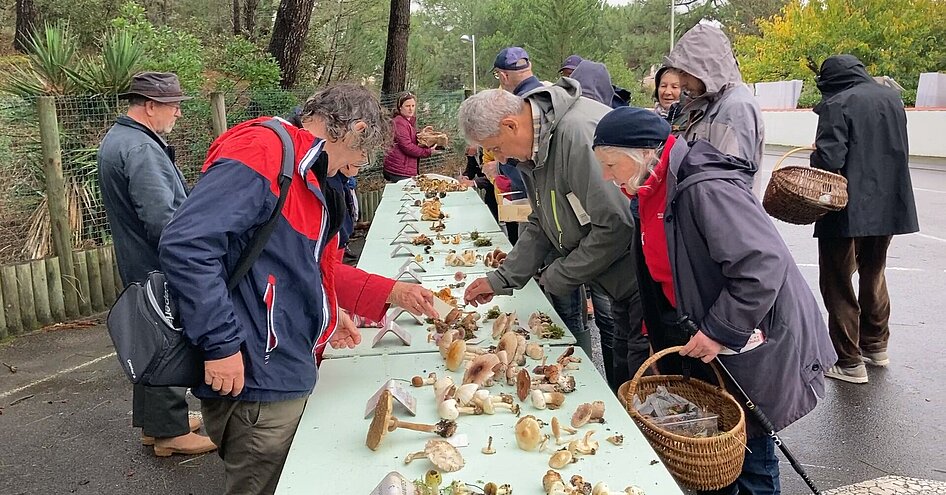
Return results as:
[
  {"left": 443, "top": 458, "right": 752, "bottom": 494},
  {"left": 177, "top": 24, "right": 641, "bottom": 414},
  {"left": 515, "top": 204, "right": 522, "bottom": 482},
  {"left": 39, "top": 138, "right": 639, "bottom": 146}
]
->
[
  {"left": 357, "top": 234, "right": 513, "bottom": 279},
  {"left": 276, "top": 349, "right": 683, "bottom": 494}
]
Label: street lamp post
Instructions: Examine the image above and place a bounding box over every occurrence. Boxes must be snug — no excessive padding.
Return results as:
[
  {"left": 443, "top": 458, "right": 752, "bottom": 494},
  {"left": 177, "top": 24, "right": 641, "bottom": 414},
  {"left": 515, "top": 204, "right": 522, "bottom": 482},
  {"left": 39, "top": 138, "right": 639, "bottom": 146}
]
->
[{"left": 460, "top": 34, "right": 476, "bottom": 93}]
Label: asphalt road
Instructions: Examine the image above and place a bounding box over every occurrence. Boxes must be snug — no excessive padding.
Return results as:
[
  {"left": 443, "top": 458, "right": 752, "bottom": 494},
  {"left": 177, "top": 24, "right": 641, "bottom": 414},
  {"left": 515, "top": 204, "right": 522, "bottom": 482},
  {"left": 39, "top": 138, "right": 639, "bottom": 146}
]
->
[{"left": 0, "top": 151, "right": 943, "bottom": 495}]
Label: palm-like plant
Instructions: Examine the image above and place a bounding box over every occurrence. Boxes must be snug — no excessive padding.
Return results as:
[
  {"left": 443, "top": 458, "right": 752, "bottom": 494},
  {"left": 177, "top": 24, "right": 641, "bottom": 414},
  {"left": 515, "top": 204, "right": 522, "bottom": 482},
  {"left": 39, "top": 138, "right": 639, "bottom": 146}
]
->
[{"left": 1, "top": 23, "right": 144, "bottom": 259}]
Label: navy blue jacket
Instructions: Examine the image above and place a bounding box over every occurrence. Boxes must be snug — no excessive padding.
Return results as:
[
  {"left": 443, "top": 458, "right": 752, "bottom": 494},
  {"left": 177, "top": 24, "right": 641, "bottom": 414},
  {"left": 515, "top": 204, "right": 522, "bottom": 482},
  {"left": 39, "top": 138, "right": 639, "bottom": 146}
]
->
[{"left": 159, "top": 118, "right": 343, "bottom": 402}]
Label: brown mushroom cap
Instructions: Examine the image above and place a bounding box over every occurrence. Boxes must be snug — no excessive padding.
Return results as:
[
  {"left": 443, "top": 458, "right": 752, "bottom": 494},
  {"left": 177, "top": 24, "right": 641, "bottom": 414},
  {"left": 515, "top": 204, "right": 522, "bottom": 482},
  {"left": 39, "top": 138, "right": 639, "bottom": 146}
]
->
[
  {"left": 463, "top": 353, "right": 500, "bottom": 385},
  {"left": 497, "top": 331, "right": 517, "bottom": 353},
  {"left": 438, "top": 330, "right": 457, "bottom": 359},
  {"left": 546, "top": 391, "right": 566, "bottom": 410},
  {"left": 366, "top": 390, "right": 393, "bottom": 451},
  {"left": 446, "top": 340, "right": 467, "bottom": 371},
  {"left": 444, "top": 308, "right": 462, "bottom": 324},
  {"left": 590, "top": 400, "right": 606, "bottom": 420},
  {"left": 516, "top": 368, "right": 532, "bottom": 401},
  {"left": 571, "top": 403, "right": 594, "bottom": 429},
  {"left": 556, "top": 346, "right": 575, "bottom": 365},
  {"left": 549, "top": 449, "right": 574, "bottom": 469}
]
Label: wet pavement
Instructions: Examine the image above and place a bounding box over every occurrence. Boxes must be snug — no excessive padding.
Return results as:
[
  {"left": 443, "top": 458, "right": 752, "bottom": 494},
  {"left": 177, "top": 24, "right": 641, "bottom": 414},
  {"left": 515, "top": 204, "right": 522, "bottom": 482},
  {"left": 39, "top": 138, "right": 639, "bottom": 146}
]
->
[{"left": 0, "top": 152, "right": 944, "bottom": 495}]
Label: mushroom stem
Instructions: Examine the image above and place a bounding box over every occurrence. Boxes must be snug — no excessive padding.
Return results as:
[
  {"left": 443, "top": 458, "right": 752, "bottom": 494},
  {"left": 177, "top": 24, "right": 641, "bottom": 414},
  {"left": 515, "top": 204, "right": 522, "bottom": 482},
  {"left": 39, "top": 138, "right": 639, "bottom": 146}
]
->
[
  {"left": 392, "top": 418, "right": 457, "bottom": 438},
  {"left": 403, "top": 451, "right": 428, "bottom": 465},
  {"left": 411, "top": 372, "right": 438, "bottom": 387},
  {"left": 481, "top": 436, "right": 496, "bottom": 455}
]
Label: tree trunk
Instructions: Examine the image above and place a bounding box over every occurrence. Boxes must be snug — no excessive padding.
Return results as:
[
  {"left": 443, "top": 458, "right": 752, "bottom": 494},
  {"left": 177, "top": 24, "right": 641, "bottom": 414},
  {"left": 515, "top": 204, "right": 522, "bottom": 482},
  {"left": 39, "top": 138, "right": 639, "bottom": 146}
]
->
[
  {"left": 268, "top": 0, "right": 317, "bottom": 88},
  {"left": 381, "top": 0, "right": 410, "bottom": 95},
  {"left": 243, "top": 0, "right": 260, "bottom": 38},
  {"left": 14, "top": 0, "right": 39, "bottom": 53},
  {"left": 232, "top": 0, "right": 243, "bottom": 35}
]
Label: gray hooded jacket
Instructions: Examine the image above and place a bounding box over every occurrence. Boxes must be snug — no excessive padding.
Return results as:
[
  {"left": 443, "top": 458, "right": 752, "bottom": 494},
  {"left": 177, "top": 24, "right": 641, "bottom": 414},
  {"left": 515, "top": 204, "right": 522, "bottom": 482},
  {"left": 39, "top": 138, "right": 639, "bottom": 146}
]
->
[
  {"left": 570, "top": 60, "right": 619, "bottom": 108},
  {"left": 486, "top": 79, "right": 638, "bottom": 302},
  {"left": 665, "top": 25, "right": 765, "bottom": 179},
  {"left": 663, "top": 138, "right": 836, "bottom": 436}
]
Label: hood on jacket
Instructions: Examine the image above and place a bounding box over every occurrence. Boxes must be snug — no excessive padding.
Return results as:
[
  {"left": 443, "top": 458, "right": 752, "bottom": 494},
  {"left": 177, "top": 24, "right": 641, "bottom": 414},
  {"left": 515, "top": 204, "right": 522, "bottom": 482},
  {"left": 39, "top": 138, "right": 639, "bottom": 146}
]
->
[
  {"left": 525, "top": 77, "right": 582, "bottom": 129},
  {"left": 816, "top": 54, "right": 874, "bottom": 99},
  {"left": 570, "top": 60, "right": 616, "bottom": 107},
  {"left": 671, "top": 139, "right": 758, "bottom": 195},
  {"left": 664, "top": 24, "right": 742, "bottom": 97}
]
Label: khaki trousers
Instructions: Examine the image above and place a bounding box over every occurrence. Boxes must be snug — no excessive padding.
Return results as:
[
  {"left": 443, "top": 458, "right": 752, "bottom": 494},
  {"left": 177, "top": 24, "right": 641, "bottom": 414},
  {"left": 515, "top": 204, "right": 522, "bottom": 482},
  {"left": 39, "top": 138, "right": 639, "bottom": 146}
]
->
[
  {"left": 202, "top": 396, "right": 308, "bottom": 495},
  {"left": 818, "top": 236, "right": 893, "bottom": 368}
]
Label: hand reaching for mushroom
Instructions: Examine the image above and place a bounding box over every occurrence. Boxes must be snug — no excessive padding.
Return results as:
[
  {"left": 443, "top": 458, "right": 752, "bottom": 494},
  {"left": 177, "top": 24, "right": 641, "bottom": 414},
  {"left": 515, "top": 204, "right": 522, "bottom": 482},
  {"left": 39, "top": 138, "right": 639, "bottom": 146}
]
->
[
  {"left": 679, "top": 330, "right": 724, "bottom": 363},
  {"left": 387, "top": 282, "right": 440, "bottom": 319},
  {"left": 204, "top": 350, "right": 245, "bottom": 397},
  {"left": 464, "top": 277, "right": 496, "bottom": 307},
  {"left": 329, "top": 311, "right": 361, "bottom": 349}
]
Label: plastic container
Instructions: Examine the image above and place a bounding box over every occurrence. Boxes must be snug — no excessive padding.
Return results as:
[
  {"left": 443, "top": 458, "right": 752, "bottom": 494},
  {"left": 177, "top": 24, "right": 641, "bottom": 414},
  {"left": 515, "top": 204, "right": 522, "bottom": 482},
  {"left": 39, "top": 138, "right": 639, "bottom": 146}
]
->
[{"left": 649, "top": 411, "right": 720, "bottom": 438}]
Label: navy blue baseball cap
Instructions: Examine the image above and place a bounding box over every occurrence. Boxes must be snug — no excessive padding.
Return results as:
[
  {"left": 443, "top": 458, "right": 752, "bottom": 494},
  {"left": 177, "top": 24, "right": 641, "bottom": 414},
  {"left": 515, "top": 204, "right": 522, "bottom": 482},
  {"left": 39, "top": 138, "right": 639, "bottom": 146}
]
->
[
  {"left": 560, "top": 55, "right": 583, "bottom": 73},
  {"left": 494, "top": 47, "right": 531, "bottom": 71},
  {"left": 593, "top": 107, "right": 671, "bottom": 150}
]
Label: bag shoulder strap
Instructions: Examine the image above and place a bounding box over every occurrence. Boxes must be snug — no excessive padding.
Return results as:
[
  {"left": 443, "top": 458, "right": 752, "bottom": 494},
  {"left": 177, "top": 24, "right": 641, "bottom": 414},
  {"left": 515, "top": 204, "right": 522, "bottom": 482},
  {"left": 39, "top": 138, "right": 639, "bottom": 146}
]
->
[{"left": 226, "top": 118, "right": 297, "bottom": 291}]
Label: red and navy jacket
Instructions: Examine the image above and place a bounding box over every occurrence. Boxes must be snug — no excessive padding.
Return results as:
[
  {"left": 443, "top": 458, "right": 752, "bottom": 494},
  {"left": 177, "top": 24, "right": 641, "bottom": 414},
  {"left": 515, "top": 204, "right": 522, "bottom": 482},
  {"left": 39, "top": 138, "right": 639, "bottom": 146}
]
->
[{"left": 159, "top": 117, "right": 366, "bottom": 402}]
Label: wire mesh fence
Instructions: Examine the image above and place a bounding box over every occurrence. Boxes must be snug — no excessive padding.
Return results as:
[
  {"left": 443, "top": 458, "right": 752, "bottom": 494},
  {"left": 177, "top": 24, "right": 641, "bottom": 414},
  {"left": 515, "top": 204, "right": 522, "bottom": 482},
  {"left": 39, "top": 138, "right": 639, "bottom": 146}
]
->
[{"left": 0, "top": 88, "right": 467, "bottom": 266}]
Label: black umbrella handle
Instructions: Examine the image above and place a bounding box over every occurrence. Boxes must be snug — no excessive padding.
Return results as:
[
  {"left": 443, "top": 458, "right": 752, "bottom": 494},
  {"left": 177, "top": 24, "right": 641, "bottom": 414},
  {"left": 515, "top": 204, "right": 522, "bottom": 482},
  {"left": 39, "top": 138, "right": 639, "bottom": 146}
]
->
[{"left": 676, "top": 315, "right": 822, "bottom": 495}]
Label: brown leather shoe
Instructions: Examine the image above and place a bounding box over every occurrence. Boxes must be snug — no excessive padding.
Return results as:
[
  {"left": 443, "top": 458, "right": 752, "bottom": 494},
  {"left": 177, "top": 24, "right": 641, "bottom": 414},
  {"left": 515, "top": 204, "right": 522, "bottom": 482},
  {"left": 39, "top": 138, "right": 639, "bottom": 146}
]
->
[
  {"left": 141, "top": 416, "right": 202, "bottom": 446},
  {"left": 153, "top": 432, "right": 217, "bottom": 457}
]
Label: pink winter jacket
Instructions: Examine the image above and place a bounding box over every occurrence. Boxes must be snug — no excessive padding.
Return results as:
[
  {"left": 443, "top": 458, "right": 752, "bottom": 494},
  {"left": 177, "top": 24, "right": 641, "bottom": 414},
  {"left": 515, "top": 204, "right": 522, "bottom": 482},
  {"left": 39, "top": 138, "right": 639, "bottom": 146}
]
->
[{"left": 383, "top": 114, "right": 432, "bottom": 177}]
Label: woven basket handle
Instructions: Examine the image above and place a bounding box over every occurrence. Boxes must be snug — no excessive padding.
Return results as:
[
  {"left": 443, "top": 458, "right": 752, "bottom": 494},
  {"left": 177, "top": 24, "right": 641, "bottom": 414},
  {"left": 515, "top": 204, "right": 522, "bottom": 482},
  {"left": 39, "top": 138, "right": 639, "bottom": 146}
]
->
[
  {"left": 773, "top": 146, "right": 815, "bottom": 171},
  {"left": 628, "top": 346, "right": 728, "bottom": 402}
]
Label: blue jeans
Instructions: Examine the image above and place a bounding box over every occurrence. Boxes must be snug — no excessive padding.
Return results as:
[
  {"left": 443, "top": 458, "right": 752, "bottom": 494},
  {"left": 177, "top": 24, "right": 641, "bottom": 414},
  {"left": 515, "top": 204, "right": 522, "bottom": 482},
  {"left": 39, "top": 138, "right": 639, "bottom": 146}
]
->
[
  {"left": 547, "top": 287, "right": 615, "bottom": 385},
  {"left": 700, "top": 436, "right": 781, "bottom": 495}
]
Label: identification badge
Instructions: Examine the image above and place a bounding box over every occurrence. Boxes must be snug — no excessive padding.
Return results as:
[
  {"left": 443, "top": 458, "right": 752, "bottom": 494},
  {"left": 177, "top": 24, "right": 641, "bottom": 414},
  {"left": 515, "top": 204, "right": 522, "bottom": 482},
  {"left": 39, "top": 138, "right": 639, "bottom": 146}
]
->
[{"left": 566, "top": 192, "right": 591, "bottom": 226}]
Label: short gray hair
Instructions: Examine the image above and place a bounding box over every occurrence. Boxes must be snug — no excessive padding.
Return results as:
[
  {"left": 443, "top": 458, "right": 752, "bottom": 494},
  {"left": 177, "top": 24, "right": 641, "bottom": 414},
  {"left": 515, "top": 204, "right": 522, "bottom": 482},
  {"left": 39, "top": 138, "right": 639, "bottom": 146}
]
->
[
  {"left": 300, "top": 83, "right": 391, "bottom": 152},
  {"left": 458, "top": 89, "right": 525, "bottom": 143},
  {"left": 596, "top": 146, "right": 657, "bottom": 165}
]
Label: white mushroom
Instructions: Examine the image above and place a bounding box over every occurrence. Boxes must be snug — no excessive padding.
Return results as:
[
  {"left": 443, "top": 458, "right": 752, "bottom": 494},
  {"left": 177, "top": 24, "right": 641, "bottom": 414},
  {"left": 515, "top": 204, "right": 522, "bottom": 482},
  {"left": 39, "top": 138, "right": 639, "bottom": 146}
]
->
[
  {"left": 548, "top": 449, "right": 575, "bottom": 469},
  {"left": 455, "top": 383, "right": 479, "bottom": 406},
  {"left": 403, "top": 439, "right": 465, "bottom": 472},
  {"left": 438, "top": 399, "right": 460, "bottom": 421},
  {"left": 433, "top": 376, "right": 455, "bottom": 402}
]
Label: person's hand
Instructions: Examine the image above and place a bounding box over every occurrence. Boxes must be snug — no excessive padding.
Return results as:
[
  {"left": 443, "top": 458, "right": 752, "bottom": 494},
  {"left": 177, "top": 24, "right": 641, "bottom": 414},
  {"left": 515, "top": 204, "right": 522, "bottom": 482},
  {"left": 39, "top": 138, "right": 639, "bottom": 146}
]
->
[
  {"left": 482, "top": 160, "right": 499, "bottom": 180},
  {"left": 465, "top": 145, "right": 478, "bottom": 156},
  {"left": 464, "top": 277, "right": 496, "bottom": 307},
  {"left": 430, "top": 148, "right": 445, "bottom": 156},
  {"left": 458, "top": 177, "right": 476, "bottom": 188},
  {"left": 679, "top": 331, "right": 724, "bottom": 363},
  {"left": 204, "top": 351, "right": 244, "bottom": 397},
  {"left": 387, "top": 282, "right": 439, "bottom": 319},
  {"left": 329, "top": 311, "right": 361, "bottom": 349}
]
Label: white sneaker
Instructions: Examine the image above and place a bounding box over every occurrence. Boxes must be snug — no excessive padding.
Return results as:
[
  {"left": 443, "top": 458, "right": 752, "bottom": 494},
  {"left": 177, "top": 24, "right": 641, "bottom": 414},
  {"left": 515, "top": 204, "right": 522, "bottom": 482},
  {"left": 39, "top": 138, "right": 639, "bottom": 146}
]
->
[
  {"left": 861, "top": 351, "right": 890, "bottom": 367},
  {"left": 825, "top": 363, "right": 868, "bottom": 384}
]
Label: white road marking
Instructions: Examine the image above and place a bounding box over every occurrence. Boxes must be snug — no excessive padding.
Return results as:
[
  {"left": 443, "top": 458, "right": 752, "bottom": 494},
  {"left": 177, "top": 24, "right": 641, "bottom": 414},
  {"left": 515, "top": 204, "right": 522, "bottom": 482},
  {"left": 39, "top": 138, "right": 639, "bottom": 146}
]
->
[
  {"left": 913, "top": 187, "right": 946, "bottom": 194},
  {"left": 913, "top": 232, "right": 946, "bottom": 243},
  {"left": 796, "top": 263, "right": 922, "bottom": 272},
  {"left": 0, "top": 352, "right": 116, "bottom": 400}
]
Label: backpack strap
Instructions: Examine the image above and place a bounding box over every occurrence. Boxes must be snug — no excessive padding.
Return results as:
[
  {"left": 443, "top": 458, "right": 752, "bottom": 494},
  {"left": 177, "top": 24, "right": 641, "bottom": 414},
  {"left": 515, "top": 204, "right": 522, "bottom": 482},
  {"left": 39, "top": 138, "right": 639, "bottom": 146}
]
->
[{"left": 226, "top": 118, "right": 297, "bottom": 291}]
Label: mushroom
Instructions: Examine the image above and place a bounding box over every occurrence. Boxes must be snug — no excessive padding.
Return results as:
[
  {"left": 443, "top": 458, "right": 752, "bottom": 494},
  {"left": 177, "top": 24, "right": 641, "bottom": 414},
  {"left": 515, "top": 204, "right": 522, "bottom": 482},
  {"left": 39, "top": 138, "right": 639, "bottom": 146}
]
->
[
  {"left": 551, "top": 416, "right": 575, "bottom": 445},
  {"left": 483, "top": 483, "right": 514, "bottom": 495},
  {"left": 592, "top": 482, "right": 624, "bottom": 495},
  {"left": 574, "top": 430, "right": 599, "bottom": 455},
  {"left": 526, "top": 342, "right": 545, "bottom": 360},
  {"left": 516, "top": 368, "right": 532, "bottom": 401},
  {"left": 513, "top": 334, "right": 528, "bottom": 365},
  {"left": 411, "top": 372, "right": 437, "bottom": 387},
  {"left": 444, "top": 308, "right": 462, "bottom": 325},
  {"left": 606, "top": 434, "right": 624, "bottom": 446},
  {"left": 571, "top": 403, "right": 594, "bottom": 429},
  {"left": 549, "top": 449, "right": 575, "bottom": 469},
  {"left": 556, "top": 346, "right": 582, "bottom": 367},
  {"left": 438, "top": 399, "right": 460, "bottom": 420},
  {"left": 537, "top": 375, "right": 577, "bottom": 394},
  {"left": 624, "top": 486, "right": 646, "bottom": 495},
  {"left": 403, "top": 439, "right": 465, "bottom": 473},
  {"left": 531, "top": 389, "right": 566, "bottom": 410},
  {"left": 505, "top": 363, "right": 519, "bottom": 386},
  {"left": 491, "top": 313, "right": 509, "bottom": 339},
  {"left": 570, "top": 475, "right": 593, "bottom": 495},
  {"left": 438, "top": 329, "right": 460, "bottom": 358},
  {"left": 515, "top": 415, "right": 548, "bottom": 452},
  {"left": 589, "top": 400, "right": 606, "bottom": 423},
  {"left": 463, "top": 353, "right": 501, "bottom": 386},
  {"left": 481, "top": 435, "right": 496, "bottom": 455},
  {"left": 446, "top": 340, "right": 467, "bottom": 371},
  {"left": 543, "top": 470, "right": 567, "bottom": 495},
  {"left": 366, "top": 391, "right": 457, "bottom": 450},
  {"left": 475, "top": 391, "right": 520, "bottom": 415},
  {"left": 433, "top": 376, "right": 456, "bottom": 403},
  {"left": 455, "top": 383, "right": 479, "bottom": 406},
  {"left": 497, "top": 331, "right": 518, "bottom": 355}
]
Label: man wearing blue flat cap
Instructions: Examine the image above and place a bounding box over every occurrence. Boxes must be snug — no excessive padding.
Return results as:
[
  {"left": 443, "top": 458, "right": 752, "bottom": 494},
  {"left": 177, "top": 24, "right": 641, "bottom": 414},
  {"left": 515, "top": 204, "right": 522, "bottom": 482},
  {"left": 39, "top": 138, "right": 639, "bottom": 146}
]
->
[{"left": 493, "top": 46, "right": 542, "bottom": 95}]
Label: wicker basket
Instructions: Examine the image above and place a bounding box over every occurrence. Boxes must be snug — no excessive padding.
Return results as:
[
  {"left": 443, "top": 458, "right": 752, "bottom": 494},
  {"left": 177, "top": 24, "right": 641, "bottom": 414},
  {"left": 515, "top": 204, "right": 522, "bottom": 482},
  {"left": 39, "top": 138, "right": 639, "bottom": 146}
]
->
[
  {"left": 763, "top": 147, "right": 848, "bottom": 225},
  {"left": 624, "top": 347, "right": 747, "bottom": 491}
]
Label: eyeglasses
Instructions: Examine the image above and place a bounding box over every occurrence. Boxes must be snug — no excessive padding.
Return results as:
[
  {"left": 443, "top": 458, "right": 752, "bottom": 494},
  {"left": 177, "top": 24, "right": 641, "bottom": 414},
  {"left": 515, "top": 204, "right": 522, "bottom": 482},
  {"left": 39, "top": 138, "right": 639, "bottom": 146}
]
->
[{"left": 493, "top": 70, "right": 502, "bottom": 80}]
